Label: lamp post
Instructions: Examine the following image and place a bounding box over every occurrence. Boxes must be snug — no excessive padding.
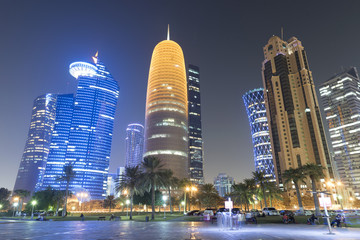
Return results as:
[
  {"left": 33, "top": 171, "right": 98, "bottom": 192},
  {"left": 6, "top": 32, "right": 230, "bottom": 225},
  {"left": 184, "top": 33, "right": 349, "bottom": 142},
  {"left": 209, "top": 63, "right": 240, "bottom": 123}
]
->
[
  {"left": 13, "top": 202, "right": 18, "bottom": 217},
  {"left": 0, "top": 204, "right": 3, "bottom": 210},
  {"left": 181, "top": 201, "right": 185, "bottom": 213},
  {"left": 162, "top": 196, "right": 168, "bottom": 219},
  {"left": 126, "top": 199, "right": 130, "bottom": 218},
  {"left": 189, "top": 186, "right": 197, "bottom": 211},
  {"left": 184, "top": 187, "right": 189, "bottom": 214},
  {"left": 30, "top": 200, "right": 37, "bottom": 219}
]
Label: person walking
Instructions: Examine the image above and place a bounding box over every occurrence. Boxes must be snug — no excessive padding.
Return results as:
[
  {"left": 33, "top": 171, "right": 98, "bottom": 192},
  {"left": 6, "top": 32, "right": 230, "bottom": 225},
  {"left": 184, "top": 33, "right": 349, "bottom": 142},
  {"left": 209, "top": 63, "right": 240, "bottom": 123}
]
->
[
  {"left": 331, "top": 214, "right": 341, "bottom": 227},
  {"left": 80, "top": 213, "right": 85, "bottom": 221}
]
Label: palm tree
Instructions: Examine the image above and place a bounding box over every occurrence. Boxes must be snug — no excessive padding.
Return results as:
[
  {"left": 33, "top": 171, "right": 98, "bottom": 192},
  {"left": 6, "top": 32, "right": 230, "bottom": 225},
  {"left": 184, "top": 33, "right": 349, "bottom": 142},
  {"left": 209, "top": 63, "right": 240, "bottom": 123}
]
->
[
  {"left": 53, "top": 190, "right": 65, "bottom": 216},
  {"left": 13, "top": 189, "right": 30, "bottom": 214},
  {"left": 266, "top": 182, "right": 282, "bottom": 207},
  {"left": 163, "top": 170, "right": 178, "bottom": 214},
  {"left": 103, "top": 195, "right": 116, "bottom": 212},
  {"left": 57, "top": 164, "right": 76, "bottom": 216},
  {"left": 244, "top": 178, "right": 257, "bottom": 210},
  {"left": 303, "top": 163, "right": 325, "bottom": 216},
  {"left": 198, "top": 184, "right": 221, "bottom": 209},
  {"left": 115, "top": 166, "right": 143, "bottom": 219},
  {"left": 140, "top": 157, "right": 168, "bottom": 220},
  {"left": 252, "top": 171, "right": 268, "bottom": 208},
  {"left": 230, "top": 183, "right": 249, "bottom": 211},
  {"left": 179, "top": 178, "right": 192, "bottom": 211},
  {"left": 282, "top": 167, "right": 306, "bottom": 214}
]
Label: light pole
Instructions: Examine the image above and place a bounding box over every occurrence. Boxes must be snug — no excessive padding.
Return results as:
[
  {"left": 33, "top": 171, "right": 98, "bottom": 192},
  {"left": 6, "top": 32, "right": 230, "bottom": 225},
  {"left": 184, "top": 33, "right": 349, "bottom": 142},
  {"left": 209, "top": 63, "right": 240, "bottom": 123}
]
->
[
  {"left": 189, "top": 186, "right": 197, "bottom": 211},
  {"left": 0, "top": 204, "right": 3, "bottom": 210},
  {"left": 162, "top": 196, "right": 168, "bottom": 219},
  {"left": 184, "top": 187, "right": 189, "bottom": 214},
  {"left": 126, "top": 199, "right": 130, "bottom": 218},
  {"left": 181, "top": 201, "right": 185, "bottom": 213},
  {"left": 30, "top": 200, "right": 37, "bottom": 219},
  {"left": 13, "top": 202, "right": 18, "bottom": 217}
]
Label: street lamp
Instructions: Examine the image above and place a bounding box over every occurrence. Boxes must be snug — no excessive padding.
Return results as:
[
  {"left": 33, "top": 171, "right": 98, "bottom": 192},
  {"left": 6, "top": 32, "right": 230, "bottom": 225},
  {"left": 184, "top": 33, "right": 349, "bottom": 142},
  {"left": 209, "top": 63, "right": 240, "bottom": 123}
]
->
[
  {"left": 162, "top": 196, "right": 168, "bottom": 219},
  {"left": 126, "top": 199, "right": 130, "bottom": 218},
  {"left": 0, "top": 204, "right": 3, "bottom": 210},
  {"left": 31, "top": 200, "right": 37, "bottom": 219},
  {"left": 13, "top": 202, "right": 18, "bottom": 217}
]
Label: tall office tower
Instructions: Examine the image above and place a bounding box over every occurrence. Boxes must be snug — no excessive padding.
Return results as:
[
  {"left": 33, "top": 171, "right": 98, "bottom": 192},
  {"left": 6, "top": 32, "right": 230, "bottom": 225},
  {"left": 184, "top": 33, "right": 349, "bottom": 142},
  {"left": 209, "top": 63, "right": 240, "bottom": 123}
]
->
[
  {"left": 262, "top": 36, "right": 332, "bottom": 187},
  {"left": 319, "top": 67, "right": 360, "bottom": 199},
  {"left": 188, "top": 65, "right": 204, "bottom": 184},
  {"left": 243, "top": 88, "right": 276, "bottom": 182},
  {"left": 144, "top": 28, "right": 189, "bottom": 179},
  {"left": 125, "top": 123, "right": 144, "bottom": 167},
  {"left": 39, "top": 94, "right": 74, "bottom": 190},
  {"left": 214, "top": 173, "right": 234, "bottom": 197},
  {"left": 14, "top": 94, "right": 57, "bottom": 196},
  {"left": 65, "top": 53, "right": 119, "bottom": 200}
]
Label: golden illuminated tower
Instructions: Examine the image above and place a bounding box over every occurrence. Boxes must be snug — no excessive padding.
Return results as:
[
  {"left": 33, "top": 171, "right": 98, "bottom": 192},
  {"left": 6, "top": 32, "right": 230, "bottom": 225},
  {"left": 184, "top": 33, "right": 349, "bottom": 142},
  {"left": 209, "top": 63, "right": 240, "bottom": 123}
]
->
[{"left": 144, "top": 27, "right": 189, "bottom": 179}]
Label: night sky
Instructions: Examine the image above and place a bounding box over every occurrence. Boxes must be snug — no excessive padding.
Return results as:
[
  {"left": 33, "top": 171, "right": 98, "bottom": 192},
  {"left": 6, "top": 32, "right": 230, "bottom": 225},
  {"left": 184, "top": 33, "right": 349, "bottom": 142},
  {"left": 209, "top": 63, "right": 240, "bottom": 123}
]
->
[{"left": 1, "top": 0, "right": 360, "bottom": 190}]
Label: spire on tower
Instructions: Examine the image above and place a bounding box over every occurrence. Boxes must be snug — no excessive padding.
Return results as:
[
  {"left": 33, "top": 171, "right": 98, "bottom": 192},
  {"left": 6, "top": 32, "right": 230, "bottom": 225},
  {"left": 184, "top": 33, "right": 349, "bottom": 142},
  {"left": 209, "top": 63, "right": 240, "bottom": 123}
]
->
[
  {"left": 92, "top": 51, "right": 98, "bottom": 64},
  {"left": 167, "top": 24, "right": 170, "bottom": 40}
]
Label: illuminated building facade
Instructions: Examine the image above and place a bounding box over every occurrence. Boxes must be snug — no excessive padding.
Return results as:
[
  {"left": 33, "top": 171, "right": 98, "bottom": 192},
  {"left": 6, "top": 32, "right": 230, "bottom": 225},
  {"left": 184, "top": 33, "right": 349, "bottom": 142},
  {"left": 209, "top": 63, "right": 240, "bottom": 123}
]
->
[
  {"left": 319, "top": 67, "right": 360, "bottom": 199},
  {"left": 65, "top": 53, "right": 119, "bottom": 200},
  {"left": 188, "top": 65, "right": 204, "bottom": 184},
  {"left": 214, "top": 173, "right": 234, "bottom": 197},
  {"left": 144, "top": 28, "right": 189, "bottom": 179},
  {"left": 243, "top": 88, "right": 276, "bottom": 182},
  {"left": 39, "top": 94, "right": 74, "bottom": 190},
  {"left": 262, "top": 36, "right": 332, "bottom": 187},
  {"left": 14, "top": 94, "right": 57, "bottom": 196},
  {"left": 125, "top": 123, "right": 144, "bottom": 167}
]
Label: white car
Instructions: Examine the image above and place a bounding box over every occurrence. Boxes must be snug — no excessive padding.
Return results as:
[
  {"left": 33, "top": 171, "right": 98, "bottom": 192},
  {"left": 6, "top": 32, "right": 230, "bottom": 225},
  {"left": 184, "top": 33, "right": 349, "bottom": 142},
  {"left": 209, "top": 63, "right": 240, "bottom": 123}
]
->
[
  {"left": 262, "top": 207, "right": 280, "bottom": 216},
  {"left": 295, "top": 210, "right": 313, "bottom": 216}
]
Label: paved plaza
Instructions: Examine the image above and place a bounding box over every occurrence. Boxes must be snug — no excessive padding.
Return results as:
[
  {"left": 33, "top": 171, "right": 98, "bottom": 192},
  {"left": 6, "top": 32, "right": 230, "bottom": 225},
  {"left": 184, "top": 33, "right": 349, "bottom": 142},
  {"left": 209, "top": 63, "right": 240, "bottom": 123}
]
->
[{"left": 0, "top": 220, "right": 359, "bottom": 240}]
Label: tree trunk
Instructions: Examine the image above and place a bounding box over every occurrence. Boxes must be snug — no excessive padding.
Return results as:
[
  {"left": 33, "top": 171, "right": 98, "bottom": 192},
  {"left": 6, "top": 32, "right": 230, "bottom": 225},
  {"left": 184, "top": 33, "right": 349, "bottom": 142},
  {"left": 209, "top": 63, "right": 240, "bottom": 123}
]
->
[
  {"left": 63, "top": 181, "right": 69, "bottom": 217},
  {"left": 168, "top": 188, "right": 173, "bottom": 214},
  {"left": 294, "top": 182, "right": 304, "bottom": 213},
  {"left": 151, "top": 185, "right": 155, "bottom": 220},
  {"left": 270, "top": 195, "right": 273, "bottom": 207},
  {"left": 262, "top": 186, "right": 268, "bottom": 208},
  {"left": 311, "top": 177, "right": 320, "bottom": 216},
  {"left": 56, "top": 201, "right": 60, "bottom": 216},
  {"left": 130, "top": 194, "right": 133, "bottom": 220}
]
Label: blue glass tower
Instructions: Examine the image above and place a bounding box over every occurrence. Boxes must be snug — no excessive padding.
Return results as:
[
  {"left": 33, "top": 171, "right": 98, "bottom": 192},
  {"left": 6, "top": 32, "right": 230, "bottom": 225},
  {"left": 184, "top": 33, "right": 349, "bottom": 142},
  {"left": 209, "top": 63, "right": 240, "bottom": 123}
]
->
[
  {"left": 125, "top": 124, "right": 144, "bottom": 168},
  {"left": 14, "top": 94, "right": 57, "bottom": 196},
  {"left": 188, "top": 65, "right": 204, "bottom": 184},
  {"left": 65, "top": 53, "right": 119, "bottom": 200},
  {"left": 39, "top": 94, "right": 74, "bottom": 190},
  {"left": 243, "top": 88, "right": 276, "bottom": 181}
]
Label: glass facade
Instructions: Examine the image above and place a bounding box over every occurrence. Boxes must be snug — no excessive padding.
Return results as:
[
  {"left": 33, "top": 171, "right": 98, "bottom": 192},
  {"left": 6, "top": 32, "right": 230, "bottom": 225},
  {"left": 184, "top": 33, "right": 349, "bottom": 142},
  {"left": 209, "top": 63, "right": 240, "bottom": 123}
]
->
[
  {"left": 243, "top": 88, "right": 276, "bottom": 182},
  {"left": 14, "top": 94, "right": 57, "bottom": 196},
  {"left": 65, "top": 55, "right": 119, "bottom": 200},
  {"left": 39, "top": 94, "right": 74, "bottom": 191},
  {"left": 214, "top": 173, "right": 234, "bottom": 197},
  {"left": 125, "top": 123, "right": 144, "bottom": 168},
  {"left": 319, "top": 67, "right": 360, "bottom": 199},
  {"left": 188, "top": 65, "right": 204, "bottom": 184},
  {"left": 144, "top": 34, "right": 189, "bottom": 179}
]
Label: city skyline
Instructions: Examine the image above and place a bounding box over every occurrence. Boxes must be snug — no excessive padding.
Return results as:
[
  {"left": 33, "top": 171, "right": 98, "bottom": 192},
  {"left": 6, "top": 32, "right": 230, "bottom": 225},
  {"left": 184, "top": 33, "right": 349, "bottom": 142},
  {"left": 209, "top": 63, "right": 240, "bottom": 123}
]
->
[{"left": 2, "top": 1, "right": 360, "bottom": 190}]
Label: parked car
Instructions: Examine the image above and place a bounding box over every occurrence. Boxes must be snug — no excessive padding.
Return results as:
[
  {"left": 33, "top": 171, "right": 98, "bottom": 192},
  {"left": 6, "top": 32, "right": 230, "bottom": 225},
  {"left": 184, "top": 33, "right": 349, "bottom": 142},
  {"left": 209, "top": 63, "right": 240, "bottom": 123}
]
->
[
  {"left": 250, "top": 209, "right": 261, "bottom": 217},
  {"left": 203, "top": 209, "right": 216, "bottom": 216},
  {"left": 262, "top": 207, "right": 280, "bottom": 216},
  {"left": 216, "top": 208, "right": 240, "bottom": 214},
  {"left": 185, "top": 210, "right": 200, "bottom": 216},
  {"left": 294, "top": 210, "right": 313, "bottom": 216}
]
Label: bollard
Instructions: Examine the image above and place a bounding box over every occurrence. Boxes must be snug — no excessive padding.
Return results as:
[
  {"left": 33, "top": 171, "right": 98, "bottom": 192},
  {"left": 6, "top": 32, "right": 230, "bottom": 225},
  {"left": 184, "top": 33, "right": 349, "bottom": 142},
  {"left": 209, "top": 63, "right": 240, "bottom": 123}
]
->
[{"left": 145, "top": 216, "right": 149, "bottom": 222}]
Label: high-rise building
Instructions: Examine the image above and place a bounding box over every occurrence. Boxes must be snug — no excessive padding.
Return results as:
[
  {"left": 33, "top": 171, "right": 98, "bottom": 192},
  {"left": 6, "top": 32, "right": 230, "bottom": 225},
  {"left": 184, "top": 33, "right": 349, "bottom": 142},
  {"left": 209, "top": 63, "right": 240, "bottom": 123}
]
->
[
  {"left": 188, "top": 65, "right": 204, "bottom": 184},
  {"left": 262, "top": 36, "right": 332, "bottom": 187},
  {"left": 319, "top": 67, "right": 360, "bottom": 199},
  {"left": 65, "top": 53, "right": 119, "bottom": 200},
  {"left": 14, "top": 94, "right": 57, "bottom": 196},
  {"left": 144, "top": 27, "right": 189, "bottom": 179},
  {"left": 243, "top": 88, "right": 276, "bottom": 182},
  {"left": 214, "top": 173, "right": 234, "bottom": 197},
  {"left": 39, "top": 94, "right": 74, "bottom": 190},
  {"left": 125, "top": 124, "right": 144, "bottom": 168}
]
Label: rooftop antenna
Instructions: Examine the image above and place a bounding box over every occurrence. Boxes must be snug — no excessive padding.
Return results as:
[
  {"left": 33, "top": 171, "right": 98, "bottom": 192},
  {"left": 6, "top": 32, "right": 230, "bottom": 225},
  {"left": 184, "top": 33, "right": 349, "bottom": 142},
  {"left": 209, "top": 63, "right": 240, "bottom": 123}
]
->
[
  {"left": 281, "top": 27, "right": 284, "bottom": 40},
  {"left": 92, "top": 51, "right": 98, "bottom": 64},
  {"left": 167, "top": 24, "right": 170, "bottom": 40}
]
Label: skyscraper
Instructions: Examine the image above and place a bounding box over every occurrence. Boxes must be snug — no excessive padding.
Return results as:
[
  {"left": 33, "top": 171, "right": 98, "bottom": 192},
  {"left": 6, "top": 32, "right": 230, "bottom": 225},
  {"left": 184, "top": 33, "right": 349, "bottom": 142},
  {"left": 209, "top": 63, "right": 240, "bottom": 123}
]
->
[
  {"left": 144, "top": 27, "right": 189, "bottom": 179},
  {"left": 188, "top": 65, "right": 204, "bottom": 184},
  {"left": 14, "top": 94, "right": 57, "bottom": 196},
  {"left": 39, "top": 94, "right": 74, "bottom": 190},
  {"left": 243, "top": 88, "right": 276, "bottom": 182},
  {"left": 65, "top": 53, "right": 119, "bottom": 199},
  {"left": 262, "top": 36, "right": 332, "bottom": 187},
  {"left": 214, "top": 173, "right": 234, "bottom": 197},
  {"left": 125, "top": 123, "right": 144, "bottom": 168},
  {"left": 319, "top": 67, "right": 360, "bottom": 199}
]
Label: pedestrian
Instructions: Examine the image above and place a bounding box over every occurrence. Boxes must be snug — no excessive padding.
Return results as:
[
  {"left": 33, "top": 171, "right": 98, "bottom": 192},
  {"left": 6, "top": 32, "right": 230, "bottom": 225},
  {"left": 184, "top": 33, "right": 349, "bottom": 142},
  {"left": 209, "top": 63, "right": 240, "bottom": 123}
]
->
[
  {"left": 80, "top": 213, "right": 85, "bottom": 221},
  {"left": 331, "top": 214, "right": 341, "bottom": 227},
  {"left": 307, "top": 214, "right": 317, "bottom": 225}
]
